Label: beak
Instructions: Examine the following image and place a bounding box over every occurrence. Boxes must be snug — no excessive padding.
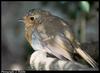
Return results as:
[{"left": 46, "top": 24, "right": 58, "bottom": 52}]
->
[{"left": 18, "top": 18, "right": 24, "bottom": 22}]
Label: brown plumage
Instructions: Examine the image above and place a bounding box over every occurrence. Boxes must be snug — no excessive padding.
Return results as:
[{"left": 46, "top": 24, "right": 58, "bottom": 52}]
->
[{"left": 22, "top": 9, "right": 97, "bottom": 68}]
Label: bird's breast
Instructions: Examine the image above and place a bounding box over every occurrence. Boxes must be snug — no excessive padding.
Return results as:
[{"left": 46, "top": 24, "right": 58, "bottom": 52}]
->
[{"left": 31, "top": 31, "right": 45, "bottom": 51}]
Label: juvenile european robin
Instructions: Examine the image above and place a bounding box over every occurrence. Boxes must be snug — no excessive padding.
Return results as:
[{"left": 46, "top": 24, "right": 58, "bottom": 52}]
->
[{"left": 21, "top": 9, "right": 97, "bottom": 68}]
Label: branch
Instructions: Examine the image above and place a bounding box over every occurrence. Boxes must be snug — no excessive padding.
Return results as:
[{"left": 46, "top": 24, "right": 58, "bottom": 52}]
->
[{"left": 30, "top": 51, "right": 98, "bottom": 70}]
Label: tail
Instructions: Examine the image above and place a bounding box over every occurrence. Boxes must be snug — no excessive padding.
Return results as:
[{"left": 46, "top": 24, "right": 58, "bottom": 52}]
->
[{"left": 74, "top": 40, "right": 98, "bottom": 68}]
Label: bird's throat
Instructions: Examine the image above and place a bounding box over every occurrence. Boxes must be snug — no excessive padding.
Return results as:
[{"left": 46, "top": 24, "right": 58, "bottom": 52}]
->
[{"left": 25, "top": 27, "right": 33, "bottom": 45}]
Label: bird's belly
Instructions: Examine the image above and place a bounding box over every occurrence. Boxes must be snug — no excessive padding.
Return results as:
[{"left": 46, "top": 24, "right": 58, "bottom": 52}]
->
[
  {"left": 31, "top": 31, "right": 44, "bottom": 51},
  {"left": 31, "top": 39, "right": 43, "bottom": 51}
]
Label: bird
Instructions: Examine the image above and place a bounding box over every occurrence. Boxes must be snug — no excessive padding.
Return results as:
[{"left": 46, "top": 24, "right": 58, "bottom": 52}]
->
[{"left": 21, "top": 9, "right": 97, "bottom": 68}]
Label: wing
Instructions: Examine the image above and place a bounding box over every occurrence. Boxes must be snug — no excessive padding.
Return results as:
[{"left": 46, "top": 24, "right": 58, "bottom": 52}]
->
[
  {"left": 58, "top": 18, "right": 98, "bottom": 68},
  {"left": 44, "top": 34, "right": 75, "bottom": 61},
  {"left": 36, "top": 15, "right": 98, "bottom": 68},
  {"left": 36, "top": 16, "right": 76, "bottom": 61}
]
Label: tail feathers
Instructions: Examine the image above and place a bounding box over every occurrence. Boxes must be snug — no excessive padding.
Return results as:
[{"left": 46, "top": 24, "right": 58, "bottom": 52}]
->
[{"left": 76, "top": 47, "right": 98, "bottom": 68}]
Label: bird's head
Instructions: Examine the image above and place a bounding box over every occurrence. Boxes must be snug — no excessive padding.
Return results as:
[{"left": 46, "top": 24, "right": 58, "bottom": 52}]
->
[{"left": 21, "top": 9, "right": 51, "bottom": 28}]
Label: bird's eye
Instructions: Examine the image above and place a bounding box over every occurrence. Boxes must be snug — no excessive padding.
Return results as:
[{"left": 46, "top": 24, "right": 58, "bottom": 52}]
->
[{"left": 30, "top": 17, "right": 34, "bottom": 21}]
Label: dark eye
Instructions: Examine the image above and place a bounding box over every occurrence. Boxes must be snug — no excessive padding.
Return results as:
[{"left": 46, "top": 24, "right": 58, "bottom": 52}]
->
[{"left": 30, "top": 17, "right": 34, "bottom": 21}]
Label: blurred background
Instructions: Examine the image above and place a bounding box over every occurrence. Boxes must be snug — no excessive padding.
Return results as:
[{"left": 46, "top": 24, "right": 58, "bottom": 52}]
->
[{"left": 1, "top": 1, "right": 99, "bottom": 70}]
